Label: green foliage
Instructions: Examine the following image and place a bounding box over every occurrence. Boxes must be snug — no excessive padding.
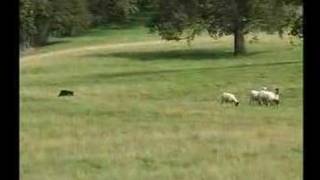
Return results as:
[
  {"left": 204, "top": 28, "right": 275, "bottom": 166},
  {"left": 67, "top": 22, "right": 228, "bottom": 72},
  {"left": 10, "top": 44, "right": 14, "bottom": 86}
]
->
[
  {"left": 20, "top": 0, "right": 90, "bottom": 48},
  {"left": 149, "top": 0, "right": 302, "bottom": 50},
  {"left": 20, "top": 0, "right": 52, "bottom": 47},
  {"left": 88, "top": 0, "right": 139, "bottom": 25},
  {"left": 19, "top": 0, "right": 154, "bottom": 48},
  {"left": 20, "top": 0, "right": 302, "bottom": 49},
  {"left": 148, "top": 0, "right": 203, "bottom": 42},
  {"left": 288, "top": 15, "right": 302, "bottom": 38},
  {"left": 31, "top": 0, "right": 53, "bottom": 46},
  {"left": 50, "top": 0, "right": 90, "bottom": 37},
  {"left": 20, "top": 0, "right": 36, "bottom": 49}
]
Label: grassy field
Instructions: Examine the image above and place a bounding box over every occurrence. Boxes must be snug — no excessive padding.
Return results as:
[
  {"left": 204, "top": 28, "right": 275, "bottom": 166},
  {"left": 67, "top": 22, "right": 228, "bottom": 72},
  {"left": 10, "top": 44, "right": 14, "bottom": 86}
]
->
[
  {"left": 21, "top": 26, "right": 159, "bottom": 56},
  {"left": 20, "top": 27, "right": 303, "bottom": 180}
]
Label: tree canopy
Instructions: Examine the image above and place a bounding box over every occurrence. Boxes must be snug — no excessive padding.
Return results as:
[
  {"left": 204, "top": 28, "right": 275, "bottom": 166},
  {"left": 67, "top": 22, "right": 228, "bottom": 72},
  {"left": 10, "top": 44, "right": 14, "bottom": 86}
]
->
[
  {"left": 149, "top": 0, "right": 302, "bottom": 55},
  {"left": 20, "top": 0, "right": 90, "bottom": 48},
  {"left": 20, "top": 0, "right": 138, "bottom": 49},
  {"left": 88, "top": 0, "right": 139, "bottom": 25}
]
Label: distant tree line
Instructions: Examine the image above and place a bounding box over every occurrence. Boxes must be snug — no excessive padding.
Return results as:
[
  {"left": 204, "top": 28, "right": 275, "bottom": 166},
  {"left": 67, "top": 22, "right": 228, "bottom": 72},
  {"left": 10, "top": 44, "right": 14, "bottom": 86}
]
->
[
  {"left": 20, "top": 0, "right": 89, "bottom": 49},
  {"left": 20, "top": 0, "right": 145, "bottom": 49},
  {"left": 20, "top": 0, "right": 302, "bottom": 53}
]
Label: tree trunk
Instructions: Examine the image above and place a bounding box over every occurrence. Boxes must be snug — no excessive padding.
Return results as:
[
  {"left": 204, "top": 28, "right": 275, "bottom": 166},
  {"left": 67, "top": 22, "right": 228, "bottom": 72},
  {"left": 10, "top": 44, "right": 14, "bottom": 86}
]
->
[
  {"left": 33, "top": 19, "right": 51, "bottom": 46},
  {"left": 278, "top": 29, "right": 284, "bottom": 39},
  {"left": 233, "top": 28, "right": 246, "bottom": 56}
]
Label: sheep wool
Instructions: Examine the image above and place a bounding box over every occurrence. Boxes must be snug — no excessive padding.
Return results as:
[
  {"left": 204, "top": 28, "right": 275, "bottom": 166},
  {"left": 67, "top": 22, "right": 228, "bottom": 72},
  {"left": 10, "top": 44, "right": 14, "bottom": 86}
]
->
[
  {"left": 249, "top": 90, "right": 260, "bottom": 104},
  {"left": 221, "top": 92, "right": 240, "bottom": 106},
  {"left": 257, "top": 90, "right": 280, "bottom": 106}
]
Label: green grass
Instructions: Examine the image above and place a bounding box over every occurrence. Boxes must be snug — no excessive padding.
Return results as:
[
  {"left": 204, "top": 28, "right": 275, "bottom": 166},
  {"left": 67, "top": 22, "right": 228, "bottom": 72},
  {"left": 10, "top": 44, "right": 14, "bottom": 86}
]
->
[{"left": 20, "top": 27, "right": 302, "bottom": 180}]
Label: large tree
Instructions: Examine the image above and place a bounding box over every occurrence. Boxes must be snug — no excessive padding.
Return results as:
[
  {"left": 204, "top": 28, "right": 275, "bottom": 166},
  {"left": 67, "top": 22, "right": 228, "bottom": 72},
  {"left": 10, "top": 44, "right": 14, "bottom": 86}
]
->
[
  {"left": 20, "top": 0, "right": 90, "bottom": 48},
  {"left": 149, "top": 0, "right": 302, "bottom": 55},
  {"left": 284, "top": 0, "right": 302, "bottom": 38},
  {"left": 20, "top": 0, "right": 37, "bottom": 49},
  {"left": 20, "top": 0, "right": 52, "bottom": 48}
]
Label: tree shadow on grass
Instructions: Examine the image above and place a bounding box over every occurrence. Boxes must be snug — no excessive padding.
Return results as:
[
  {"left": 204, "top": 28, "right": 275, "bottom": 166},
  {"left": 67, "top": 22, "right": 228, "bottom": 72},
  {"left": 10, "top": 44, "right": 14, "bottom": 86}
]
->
[
  {"left": 79, "top": 60, "right": 301, "bottom": 80},
  {"left": 43, "top": 60, "right": 300, "bottom": 87},
  {"left": 86, "top": 49, "right": 270, "bottom": 61},
  {"left": 44, "top": 40, "right": 70, "bottom": 46}
]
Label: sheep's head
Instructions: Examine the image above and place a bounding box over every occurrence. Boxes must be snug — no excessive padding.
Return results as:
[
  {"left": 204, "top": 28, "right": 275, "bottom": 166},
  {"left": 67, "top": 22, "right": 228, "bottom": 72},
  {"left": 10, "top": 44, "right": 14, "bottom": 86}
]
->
[
  {"left": 235, "top": 101, "right": 240, "bottom": 106},
  {"left": 275, "top": 88, "right": 280, "bottom": 95}
]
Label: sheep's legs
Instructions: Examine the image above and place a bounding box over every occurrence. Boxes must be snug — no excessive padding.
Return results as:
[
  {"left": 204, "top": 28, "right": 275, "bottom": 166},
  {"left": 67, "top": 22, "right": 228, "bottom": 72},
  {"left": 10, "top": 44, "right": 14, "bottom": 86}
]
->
[
  {"left": 220, "top": 99, "right": 224, "bottom": 104},
  {"left": 265, "top": 101, "right": 269, "bottom": 106},
  {"left": 249, "top": 98, "right": 253, "bottom": 105}
]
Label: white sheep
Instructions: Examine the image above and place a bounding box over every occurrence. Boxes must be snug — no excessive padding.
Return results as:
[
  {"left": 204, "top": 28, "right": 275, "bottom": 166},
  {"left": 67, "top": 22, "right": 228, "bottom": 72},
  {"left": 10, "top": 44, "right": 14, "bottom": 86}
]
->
[
  {"left": 249, "top": 90, "right": 260, "bottom": 104},
  {"left": 249, "top": 87, "right": 268, "bottom": 104},
  {"left": 257, "top": 88, "right": 280, "bottom": 106},
  {"left": 221, "top": 92, "right": 240, "bottom": 106}
]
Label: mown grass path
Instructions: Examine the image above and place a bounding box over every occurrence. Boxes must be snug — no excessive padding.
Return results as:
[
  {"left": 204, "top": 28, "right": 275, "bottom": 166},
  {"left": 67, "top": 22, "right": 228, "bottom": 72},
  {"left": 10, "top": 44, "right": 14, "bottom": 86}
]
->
[{"left": 21, "top": 40, "right": 167, "bottom": 61}]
